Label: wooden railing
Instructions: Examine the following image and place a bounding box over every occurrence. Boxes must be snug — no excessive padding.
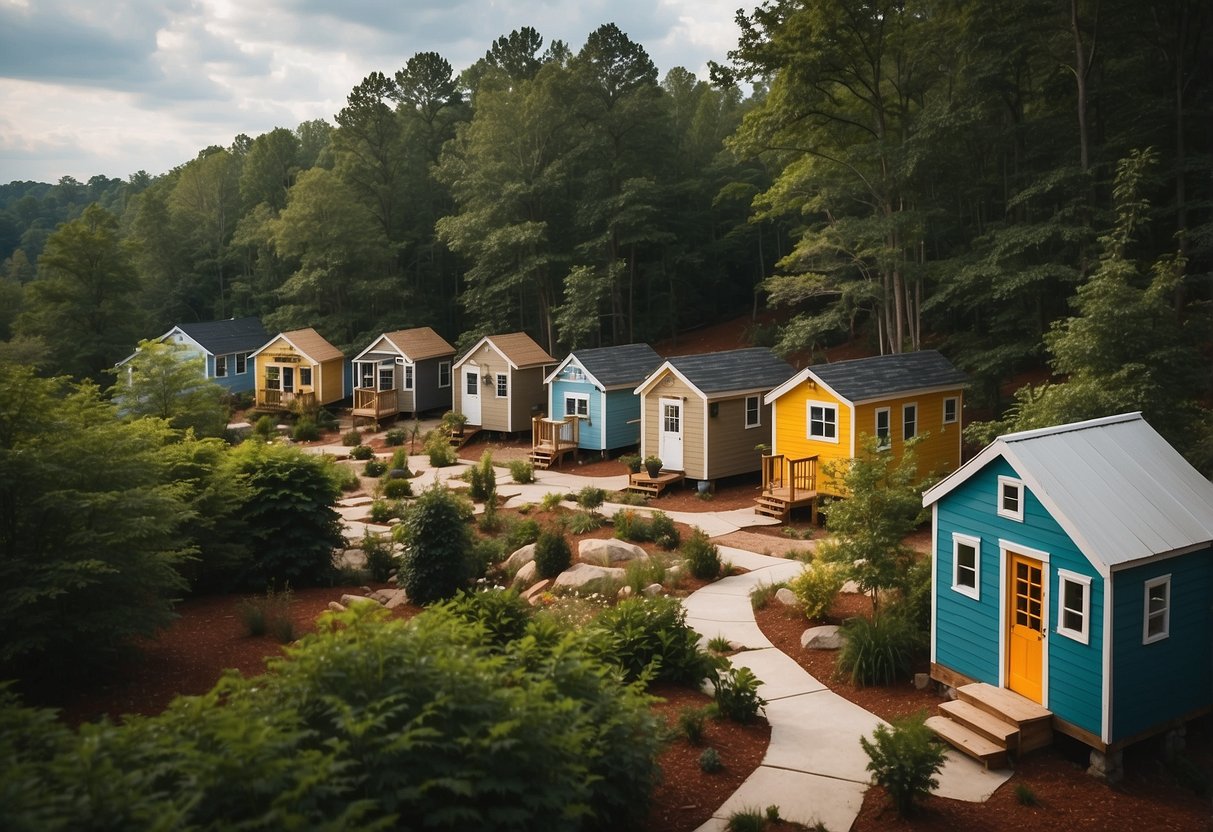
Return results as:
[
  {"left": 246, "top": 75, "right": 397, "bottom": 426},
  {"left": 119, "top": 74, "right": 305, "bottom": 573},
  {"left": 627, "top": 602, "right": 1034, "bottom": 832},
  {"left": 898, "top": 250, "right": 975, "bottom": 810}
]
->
[
  {"left": 257, "top": 389, "right": 317, "bottom": 411},
  {"left": 353, "top": 388, "right": 400, "bottom": 417},
  {"left": 762, "top": 453, "right": 818, "bottom": 501},
  {"left": 532, "top": 415, "right": 579, "bottom": 453}
]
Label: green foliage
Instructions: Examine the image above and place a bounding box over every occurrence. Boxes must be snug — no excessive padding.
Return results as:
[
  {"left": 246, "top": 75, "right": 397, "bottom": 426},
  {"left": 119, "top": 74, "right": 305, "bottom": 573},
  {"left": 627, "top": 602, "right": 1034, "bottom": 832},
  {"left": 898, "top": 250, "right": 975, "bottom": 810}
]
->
[
  {"left": 623, "top": 556, "right": 668, "bottom": 595},
  {"left": 361, "top": 532, "right": 397, "bottom": 582},
  {"left": 860, "top": 713, "right": 947, "bottom": 817},
  {"left": 699, "top": 746, "right": 724, "bottom": 774},
  {"left": 363, "top": 458, "right": 387, "bottom": 477},
  {"left": 534, "top": 529, "right": 573, "bottom": 579},
  {"left": 110, "top": 340, "right": 229, "bottom": 436},
  {"left": 395, "top": 484, "right": 474, "bottom": 604},
  {"left": 567, "top": 509, "right": 606, "bottom": 534},
  {"left": 254, "top": 414, "right": 277, "bottom": 439},
  {"left": 619, "top": 454, "right": 642, "bottom": 473},
  {"left": 467, "top": 537, "right": 505, "bottom": 577},
  {"left": 682, "top": 528, "right": 722, "bottom": 580},
  {"left": 384, "top": 428, "right": 406, "bottom": 446},
  {"left": 540, "top": 491, "right": 565, "bottom": 511},
  {"left": 713, "top": 664, "right": 766, "bottom": 724},
  {"left": 478, "top": 494, "right": 503, "bottom": 533},
  {"left": 291, "top": 416, "right": 320, "bottom": 441},
  {"left": 381, "top": 476, "right": 413, "bottom": 499},
  {"left": 789, "top": 561, "right": 847, "bottom": 620},
  {"left": 439, "top": 588, "right": 532, "bottom": 647},
  {"left": 891, "top": 555, "right": 933, "bottom": 633},
  {"left": 588, "top": 596, "right": 718, "bottom": 686},
  {"left": 508, "top": 458, "right": 535, "bottom": 483},
  {"left": 724, "top": 808, "right": 763, "bottom": 832},
  {"left": 388, "top": 447, "right": 411, "bottom": 473},
  {"left": 607, "top": 489, "right": 647, "bottom": 506},
  {"left": 576, "top": 485, "right": 607, "bottom": 512},
  {"left": 707, "top": 636, "right": 734, "bottom": 654},
  {"left": 749, "top": 582, "right": 784, "bottom": 611},
  {"left": 424, "top": 429, "right": 458, "bottom": 467},
  {"left": 464, "top": 450, "right": 497, "bottom": 502},
  {"left": 1015, "top": 782, "right": 1040, "bottom": 806},
  {"left": 649, "top": 511, "right": 680, "bottom": 550},
  {"left": 239, "top": 583, "right": 294, "bottom": 642},
  {"left": 349, "top": 444, "right": 373, "bottom": 460},
  {"left": 612, "top": 508, "right": 677, "bottom": 547},
  {"left": 678, "top": 705, "right": 710, "bottom": 746},
  {"left": 328, "top": 461, "right": 360, "bottom": 492},
  {"left": 341, "top": 428, "right": 362, "bottom": 446},
  {"left": 505, "top": 517, "right": 541, "bottom": 550},
  {"left": 838, "top": 614, "right": 924, "bottom": 686}
]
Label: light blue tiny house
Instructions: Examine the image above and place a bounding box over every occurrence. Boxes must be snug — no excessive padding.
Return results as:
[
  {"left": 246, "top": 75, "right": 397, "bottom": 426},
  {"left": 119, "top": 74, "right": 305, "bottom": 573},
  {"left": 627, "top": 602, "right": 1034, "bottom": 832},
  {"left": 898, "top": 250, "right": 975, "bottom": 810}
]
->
[
  {"left": 544, "top": 343, "right": 662, "bottom": 454},
  {"left": 117, "top": 317, "right": 269, "bottom": 395},
  {"left": 924, "top": 413, "right": 1213, "bottom": 768}
]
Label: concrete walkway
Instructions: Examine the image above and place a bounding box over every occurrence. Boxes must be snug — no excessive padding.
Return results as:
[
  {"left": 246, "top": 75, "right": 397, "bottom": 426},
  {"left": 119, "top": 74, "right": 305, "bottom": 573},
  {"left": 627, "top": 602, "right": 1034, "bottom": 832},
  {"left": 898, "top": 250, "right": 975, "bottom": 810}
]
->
[{"left": 683, "top": 550, "right": 1011, "bottom": 832}]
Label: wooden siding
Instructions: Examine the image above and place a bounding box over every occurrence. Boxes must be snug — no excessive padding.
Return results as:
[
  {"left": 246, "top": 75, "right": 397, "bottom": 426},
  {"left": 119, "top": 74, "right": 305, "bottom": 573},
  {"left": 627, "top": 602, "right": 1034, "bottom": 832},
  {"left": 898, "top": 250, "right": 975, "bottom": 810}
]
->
[
  {"left": 603, "top": 388, "right": 641, "bottom": 450},
  {"left": 316, "top": 357, "right": 344, "bottom": 405},
  {"left": 551, "top": 379, "right": 604, "bottom": 450},
  {"left": 509, "top": 367, "right": 548, "bottom": 432},
  {"left": 413, "top": 357, "right": 452, "bottom": 414},
  {"left": 1110, "top": 552, "right": 1213, "bottom": 742},
  {"left": 772, "top": 380, "right": 852, "bottom": 494},
  {"left": 853, "top": 389, "right": 962, "bottom": 480},
  {"left": 705, "top": 396, "right": 771, "bottom": 479},
  {"left": 641, "top": 371, "right": 705, "bottom": 478},
  {"left": 935, "top": 457, "right": 1104, "bottom": 736}
]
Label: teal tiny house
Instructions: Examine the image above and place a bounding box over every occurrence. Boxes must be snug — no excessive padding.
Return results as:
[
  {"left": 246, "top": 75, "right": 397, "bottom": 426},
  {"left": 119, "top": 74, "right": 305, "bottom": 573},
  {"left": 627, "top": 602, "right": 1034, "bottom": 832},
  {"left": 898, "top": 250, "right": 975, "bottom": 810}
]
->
[
  {"left": 544, "top": 343, "right": 662, "bottom": 454},
  {"left": 924, "top": 413, "right": 1213, "bottom": 773}
]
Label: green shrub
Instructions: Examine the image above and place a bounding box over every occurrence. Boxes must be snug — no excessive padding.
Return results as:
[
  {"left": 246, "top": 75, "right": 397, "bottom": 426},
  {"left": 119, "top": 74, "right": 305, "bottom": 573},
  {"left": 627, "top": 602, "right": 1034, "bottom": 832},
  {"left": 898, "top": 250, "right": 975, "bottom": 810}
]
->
[
  {"left": 1015, "top": 782, "right": 1040, "bottom": 806},
  {"left": 238, "top": 596, "right": 266, "bottom": 636},
  {"left": 707, "top": 636, "right": 733, "bottom": 654},
  {"left": 534, "top": 529, "right": 572, "bottom": 579},
  {"left": 508, "top": 459, "right": 535, "bottom": 483},
  {"left": 678, "top": 706, "right": 710, "bottom": 746},
  {"left": 253, "top": 414, "right": 277, "bottom": 440},
  {"left": 838, "top": 613, "right": 924, "bottom": 686},
  {"left": 384, "top": 428, "right": 406, "bottom": 446},
  {"left": 325, "top": 459, "right": 360, "bottom": 492},
  {"left": 440, "top": 588, "right": 532, "bottom": 647},
  {"left": 724, "top": 808, "right": 763, "bottom": 832},
  {"left": 291, "top": 417, "right": 320, "bottom": 442},
  {"left": 381, "top": 477, "right": 413, "bottom": 500},
  {"left": 349, "top": 444, "right": 373, "bottom": 460},
  {"left": 698, "top": 747, "right": 723, "bottom": 773},
  {"left": 464, "top": 450, "right": 497, "bottom": 502},
  {"left": 539, "top": 491, "right": 565, "bottom": 511},
  {"left": 713, "top": 664, "right": 766, "bottom": 723},
  {"left": 239, "top": 584, "right": 294, "bottom": 641},
  {"left": 395, "top": 484, "right": 475, "bottom": 604},
  {"left": 341, "top": 428, "right": 362, "bottom": 446},
  {"left": 361, "top": 533, "right": 397, "bottom": 582},
  {"left": 567, "top": 509, "right": 606, "bottom": 534},
  {"left": 607, "top": 489, "right": 647, "bottom": 506},
  {"left": 589, "top": 596, "right": 718, "bottom": 686},
  {"left": 860, "top": 712, "right": 946, "bottom": 817},
  {"left": 749, "top": 582, "right": 784, "bottom": 611},
  {"left": 315, "top": 408, "right": 338, "bottom": 430},
  {"left": 576, "top": 486, "right": 606, "bottom": 512},
  {"left": 363, "top": 458, "right": 387, "bottom": 477},
  {"left": 388, "top": 447, "right": 411, "bottom": 474},
  {"left": 424, "top": 430, "right": 457, "bottom": 467},
  {"left": 368, "top": 499, "right": 394, "bottom": 524},
  {"left": 789, "top": 561, "right": 847, "bottom": 619},
  {"left": 467, "top": 537, "right": 505, "bottom": 577},
  {"left": 892, "top": 554, "right": 933, "bottom": 633},
  {"left": 649, "top": 511, "right": 680, "bottom": 549},
  {"left": 622, "top": 557, "right": 668, "bottom": 595},
  {"left": 505, "top": 517, "right": 541, "bottom": 550},
  {"left": 682, "top": 529, "right": 722, "bottom": 580}
]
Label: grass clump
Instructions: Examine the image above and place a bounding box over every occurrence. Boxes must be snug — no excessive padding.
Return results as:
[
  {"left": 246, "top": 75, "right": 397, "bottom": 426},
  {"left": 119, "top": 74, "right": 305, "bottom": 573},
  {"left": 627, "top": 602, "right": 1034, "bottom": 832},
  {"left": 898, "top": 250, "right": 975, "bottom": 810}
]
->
[
  {"left": 678, "top": 706, "right": 710, "bottom": 746},
  {"left": 238, "top": 583, "right": 294, "bottom": 643},
  {"left": 838, "top": 613, "right": 923, "bottom": 686}
]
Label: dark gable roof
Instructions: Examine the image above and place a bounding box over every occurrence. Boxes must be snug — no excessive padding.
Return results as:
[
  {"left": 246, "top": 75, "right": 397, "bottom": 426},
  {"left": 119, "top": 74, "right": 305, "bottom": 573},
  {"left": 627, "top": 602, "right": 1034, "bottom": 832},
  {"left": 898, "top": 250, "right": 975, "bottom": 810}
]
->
[
  {"left": 176, "top": 317, "right": 269, "bottom": 356},
  {"left": 811, "top": 350, "right": 967, "bottom": 402},
  {"left": 573, "top": 343, "right": 662, "bottom": 388},
  {"left": 668, "top": 348, "right": 795, "bottom": 395}
]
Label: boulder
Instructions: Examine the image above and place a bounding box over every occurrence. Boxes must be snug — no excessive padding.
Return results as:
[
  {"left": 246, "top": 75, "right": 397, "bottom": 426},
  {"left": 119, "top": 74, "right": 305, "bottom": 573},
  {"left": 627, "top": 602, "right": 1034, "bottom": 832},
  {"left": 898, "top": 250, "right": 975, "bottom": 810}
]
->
[
  {"left": 775, "top": 587, "right": 798, "bottom": 606},
  {"left": 578, "top": 538, "right": 648, "bottom": 565},
  {"left": 617, "top": 585, "right": 634, "bottom": 601},
  {"left": 327, "top": 601, "right": 346, "bottom": 613},
  {"left": 914, "top": 672, "right": 931, "bottom": 691},
  {"left": 642, "top": 583, "right": 663, "bottom": 597},
  {"left": 520, "top": 579, "right": 551, "bottom": 605},
  {"left": 552, "top": 562, "right": 626, "bottom": 590},
  {"left": 512, "top": 560, "right": 538, "bottom": 589},
  {"left": 504, "top": 543, "right": 537, "bottom": 571},
  {"left": 341, "top": 594, "right": 380, "bottom": 608},
  {"left": 381, "top": 589, "right": 408, "bottom": 609},
  {"left": 800, "top": 624, "right": 845, "bottom": 650}
]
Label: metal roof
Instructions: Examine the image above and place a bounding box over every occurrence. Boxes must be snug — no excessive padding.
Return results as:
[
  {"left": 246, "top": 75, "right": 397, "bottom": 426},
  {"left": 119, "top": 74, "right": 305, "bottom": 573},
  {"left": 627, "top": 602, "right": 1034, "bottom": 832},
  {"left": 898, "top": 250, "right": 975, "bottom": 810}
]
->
[
  {"left": 923, "top": 413, "right": 1213, "bottom": 574},
  {"left": 655, "top": 347, "right": 796, "bottom": 397},
  {"left": 561, "top": 343, "right": 663, "bottom": 389},
  {"left": 805, "top": 350, "right": 968, "bottom": 402},
  {"left": 174, "top": 317, "right": 268, "bottom": 356}
]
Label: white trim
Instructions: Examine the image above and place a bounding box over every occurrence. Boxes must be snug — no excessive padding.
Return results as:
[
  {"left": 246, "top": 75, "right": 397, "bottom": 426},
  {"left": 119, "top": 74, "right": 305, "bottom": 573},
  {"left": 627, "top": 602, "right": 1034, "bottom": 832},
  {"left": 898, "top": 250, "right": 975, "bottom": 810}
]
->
[
  {"left": 214, "top": 354, "right": 229, "bottom": 378},
  {"left": 438, "top": 360, "right": 451, "bottom": 389},
  {"left": 598, "top": 391, "right": 609, "bottom": 451},
  {"left": 452, "top": 336, "right": 518, "bottom": 372},
  {"left": 943, "top": 395, "right": 959, "bottom": 425},
  {"left": 951, "top": 532, "right": 981, "bottom": 600},
  {"left": 997, "top": 547, "right": 1007, "bottom": 688},
  {"left": 635, "top": 362, "right": 707, "bottom": 400},
  {"left": 997, "top": 476, "right": 1025, "bottom": 522},
  {"left": 564, "top": 392, "right": 590, "bottom": 419},
  {"left": 702, "top": 394, "right": 710, "bottom": 478},
  {"left": 930, "top": 505, "right": 939, "bottom": 665},
  {"left": 849, "top": 383, "right": 968, "bottom": 406},
  {"left": 1142, "top": 574, "right": 1171, "bottom": 644},
  {"left": 495, "top": 372, "right": 508, "bottom": 399},
  {"left": 765, "top": 368, "right": 851, "bottom": 409},
  {"left": 806, "top": 400, "right": 840, "bottom": 444},
  {"left": 1055, "top": 569, "right": 1092, "bottom": 644},
  {"left": 770, "top": 400, "right": 779, "bottom": 455},
  {"left": 402, "top": 362, "right": 414, "bottom": 391},
  {"left": 744, "top": 395, "right": 761, "bottom": 429},
  {"left": 902, "top": 401, "right": 919, "bottom": 441},
  {"left": 998, "top": 541, "right": 1051, "bottom": 707},
  {"left": 1101, "top": 577, "right": 1113, "bottom": 743},
  {"left": 875, "top": 406, "right": 891, "bottom": 450},
  {"left": 847, "top": 399, "right": 856, "bottom": 459}
]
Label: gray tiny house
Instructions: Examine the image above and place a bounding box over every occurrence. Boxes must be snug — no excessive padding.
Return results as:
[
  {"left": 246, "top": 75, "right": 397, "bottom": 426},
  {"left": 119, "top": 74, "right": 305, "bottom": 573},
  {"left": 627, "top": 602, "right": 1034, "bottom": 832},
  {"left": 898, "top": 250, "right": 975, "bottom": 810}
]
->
[{"left": 351, "top": 327, "right": 456, "bottom": 423}]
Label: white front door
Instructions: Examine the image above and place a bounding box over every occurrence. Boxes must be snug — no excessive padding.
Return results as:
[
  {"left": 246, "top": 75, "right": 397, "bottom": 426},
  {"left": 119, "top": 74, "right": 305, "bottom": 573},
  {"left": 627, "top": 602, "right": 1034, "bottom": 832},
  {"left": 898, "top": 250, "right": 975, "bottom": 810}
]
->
[
  {"left": 658, "top": 397, "right": 684, "bottom": 470},
  {"left": 462, "top": 366, "right": 482, "bottom": 425}
]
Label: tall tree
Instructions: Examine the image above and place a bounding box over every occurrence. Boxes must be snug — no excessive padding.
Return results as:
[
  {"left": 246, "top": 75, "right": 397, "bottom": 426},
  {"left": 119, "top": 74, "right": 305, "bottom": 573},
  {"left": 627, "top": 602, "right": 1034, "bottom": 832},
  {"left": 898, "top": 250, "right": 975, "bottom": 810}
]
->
[
  {"left": 169, "top": 149, "right": 242, "bottom": 318},
  {"left": 109, "top": 340, "right": 229, "bottom": 437}
]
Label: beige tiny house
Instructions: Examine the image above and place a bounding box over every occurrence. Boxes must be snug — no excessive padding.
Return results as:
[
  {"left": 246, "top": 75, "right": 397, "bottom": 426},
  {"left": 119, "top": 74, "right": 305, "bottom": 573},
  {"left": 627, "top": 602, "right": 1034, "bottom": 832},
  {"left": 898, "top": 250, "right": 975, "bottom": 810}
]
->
[
  {"left": 250, "top": 328, "right": 345, "bottom": 411},
  {"left": 452, "top": 333, "right": 556, "bottom": 433}
]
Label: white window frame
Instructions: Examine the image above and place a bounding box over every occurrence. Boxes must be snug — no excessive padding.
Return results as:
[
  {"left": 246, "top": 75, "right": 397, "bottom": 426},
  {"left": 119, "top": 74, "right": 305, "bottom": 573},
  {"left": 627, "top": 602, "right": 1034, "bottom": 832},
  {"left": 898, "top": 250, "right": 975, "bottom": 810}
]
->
[
  {"left": 403, "top": 363, "right": 414, "bottom": 391},
  {"left": 875, "top": 407, "right": 891, "bottom": 450},
  {"left": 235, "top": 352, "right": 248, "bottom": 375},
  {"left": 951, "top": 533, "right": 981, "bottom": 600},
  {"left": 807, "top": 401, "right": 839, "bottom": 443},
  {"left": 1056, "top": 569, "right": 1091, "bottom": 644},
  {"left": 1143, "top": 574, "right": 1171, "bottom": 644},
  {"left": 358, "top": 362, "right": 375, "bottom": 389},
  {"left": 214, "top": 354, "right": 228, "bottom": 378},
  {"left": 564, "top": 393, "right": 589, "bottom": 418},
  {"left": 438, "top": 360, "right": 451, "bottom": 389},
  {"left": 744, "top": 395, "right": 761, "bottom": 429},
  {"left": 377, "top": 365, "right": 393, "bottom": 391},
  {"left": 943, "top": 396, "right": 958, "bottom": 425},
  {"left": 997, "top": 476, "right": 1025, "bottom": 522},
  {"left": 496, "top": 373, "right": 508, "bottom": 398},
  {"left": 903, "top": 402, "right": 918, "bottom": 441}
]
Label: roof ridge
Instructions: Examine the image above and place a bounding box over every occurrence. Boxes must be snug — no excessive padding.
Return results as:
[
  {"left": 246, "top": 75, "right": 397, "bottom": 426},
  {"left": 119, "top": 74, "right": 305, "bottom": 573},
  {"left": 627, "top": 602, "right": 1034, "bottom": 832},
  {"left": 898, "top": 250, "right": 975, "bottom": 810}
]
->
[{"left": 1000, "top": 412, "right": 1142, "bottom": 443}]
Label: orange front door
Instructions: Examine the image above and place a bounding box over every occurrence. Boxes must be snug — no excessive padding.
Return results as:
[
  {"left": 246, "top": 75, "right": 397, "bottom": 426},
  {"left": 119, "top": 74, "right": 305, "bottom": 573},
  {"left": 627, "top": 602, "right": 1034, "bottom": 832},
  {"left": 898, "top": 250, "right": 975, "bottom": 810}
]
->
[{"left": 1007, "top": 553, "right": 1045, "bottom": 703}]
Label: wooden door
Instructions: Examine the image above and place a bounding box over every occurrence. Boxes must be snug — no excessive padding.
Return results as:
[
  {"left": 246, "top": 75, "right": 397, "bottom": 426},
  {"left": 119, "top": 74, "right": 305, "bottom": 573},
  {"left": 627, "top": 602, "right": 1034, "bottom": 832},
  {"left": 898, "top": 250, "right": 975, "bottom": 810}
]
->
[
  {"left": 462, "top": 367, "right": 481, "bottom": 425},
  {"left": 658, "top": 398, "right": 683, "bottom": 470},
  {"left": 1007, "top": 553, "right": 1045, "bottom": 703}
]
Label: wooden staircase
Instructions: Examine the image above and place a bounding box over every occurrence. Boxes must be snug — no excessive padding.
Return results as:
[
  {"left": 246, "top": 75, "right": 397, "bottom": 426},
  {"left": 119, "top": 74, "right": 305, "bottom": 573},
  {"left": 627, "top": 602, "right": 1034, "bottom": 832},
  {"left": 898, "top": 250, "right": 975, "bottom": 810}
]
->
[
  {"left": 754, "top": 454, "right": 819, "bottom": 521},
  {"left": 448, "top": 426, "right": 480, "bottom": 449},
  {"left": 925, "top": 682, "right": 1053, "bottom": 769}
]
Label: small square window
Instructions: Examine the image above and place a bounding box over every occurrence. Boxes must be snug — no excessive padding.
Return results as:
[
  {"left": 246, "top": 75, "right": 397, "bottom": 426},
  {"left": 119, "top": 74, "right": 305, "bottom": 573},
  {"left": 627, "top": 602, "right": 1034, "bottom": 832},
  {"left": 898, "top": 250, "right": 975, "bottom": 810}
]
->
[
  {"left": 875, "top": 408, "right": 891, "bottom": 449},
  {"left": 745, "top": 395, "right": 760, "bottom": 428},
  {"left": 903, "top": 403, "right": 918, "bottom": 440},
  {"left": 951, "top": 533, "right": 980, "bottom": 600},
  {"left": 808, "top": 402, "right": 838, "bottom": 441},
  {"left": 438, "top": 361, "right": 451, "bottom": 389},
  {"left": 1056, "top": 569, "right": 1091, "bottom": 644},
  {"left": 997, "top": 476, "right": 1024, "bottom": 522},
  {"left": 496, "top": 373, "right": 508, "bottom": 398},
  {"left": 943, "top": 397, "right": 958, "bottom": 425},
  {"left": 1143, "top": 575, "right": 1171, "bottom": 644}
]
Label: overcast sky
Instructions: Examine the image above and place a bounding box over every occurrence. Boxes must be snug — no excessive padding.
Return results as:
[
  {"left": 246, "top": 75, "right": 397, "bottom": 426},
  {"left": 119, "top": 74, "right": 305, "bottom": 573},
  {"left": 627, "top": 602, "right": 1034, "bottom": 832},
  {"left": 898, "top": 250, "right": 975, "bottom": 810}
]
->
[{"left": 0, "top": 0, "right": 746, "bottom": 185}]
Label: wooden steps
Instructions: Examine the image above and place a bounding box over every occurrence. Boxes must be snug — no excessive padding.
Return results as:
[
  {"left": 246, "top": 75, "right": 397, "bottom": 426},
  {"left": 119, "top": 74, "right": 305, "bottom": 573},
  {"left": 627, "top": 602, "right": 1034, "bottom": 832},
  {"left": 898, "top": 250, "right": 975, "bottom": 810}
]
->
[
  {"left": 753, "top": 488, "right": 817, "bottom": 521},
  {"left": 754, "top": 493, "right": 790, "bottom": 520},
  {"left": 927, "top": 682, "right": 1053, "bottom": 768},
  {"left": 448, "top": 427, "right": 480, "bottom": 449}
]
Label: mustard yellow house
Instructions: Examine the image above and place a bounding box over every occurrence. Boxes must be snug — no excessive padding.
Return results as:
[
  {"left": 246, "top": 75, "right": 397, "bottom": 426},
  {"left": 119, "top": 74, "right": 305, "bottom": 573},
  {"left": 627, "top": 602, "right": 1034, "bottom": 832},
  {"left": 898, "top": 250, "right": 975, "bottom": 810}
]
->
[
  {"left": 250, "top": 328, "right": 346, "bottom": 411},
  {"left": 758, "top": 350, "right": 968, "bottom": 518}
]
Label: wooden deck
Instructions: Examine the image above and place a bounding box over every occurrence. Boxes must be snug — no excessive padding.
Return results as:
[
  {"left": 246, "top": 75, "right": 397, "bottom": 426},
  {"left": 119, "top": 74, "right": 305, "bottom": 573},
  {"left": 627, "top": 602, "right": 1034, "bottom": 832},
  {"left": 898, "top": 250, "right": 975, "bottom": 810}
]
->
[
  {"left": 531, "top": 416, "right": 578, "bottom": 469},
  {"left": 351, "top": 388, "right": 401, "bottom": 424},
  {"left": 754, "top": 454, "right": 818, "bottom": 521},
  {"left": 256, "top": 390, "right": 316, "bottom": 412},
  {"left": 926, "top": 682, "right": 1053, "bottom": 768},
  {"left": 626, "top": 470, "right": 685, "bottom": 497}
]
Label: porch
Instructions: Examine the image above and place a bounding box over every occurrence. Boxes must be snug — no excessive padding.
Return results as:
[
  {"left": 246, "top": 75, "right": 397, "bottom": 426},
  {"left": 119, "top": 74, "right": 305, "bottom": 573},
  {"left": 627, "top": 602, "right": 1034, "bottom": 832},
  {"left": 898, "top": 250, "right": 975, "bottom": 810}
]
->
[
  {"left": 351, "top": 388, "right": 401, "bottom": 424},
  {"left": 256, "top": 389, "right": 317, "bottom": 412},
  {"left": 531, "top": 415, "right": 579, "bottom": 469},
  {"left": 754, "top": 453, "right": 819, "bottom": 522}
]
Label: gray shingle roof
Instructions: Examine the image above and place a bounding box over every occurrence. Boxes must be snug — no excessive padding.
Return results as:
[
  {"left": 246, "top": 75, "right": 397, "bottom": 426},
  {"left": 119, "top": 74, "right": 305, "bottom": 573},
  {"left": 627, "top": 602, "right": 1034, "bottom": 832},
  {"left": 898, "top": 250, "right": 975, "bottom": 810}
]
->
[
  {"left": 572, "top": 343, "right": 662, "bottom": 389},
  {"left": 810, "top": 350, "right": 967, "bottom": 402},
  {"left": 666, "top": 348, "right": 795, "bottom": 396},
  {"left": 176, "top": 317, "right": 268, "bottom": 356}
]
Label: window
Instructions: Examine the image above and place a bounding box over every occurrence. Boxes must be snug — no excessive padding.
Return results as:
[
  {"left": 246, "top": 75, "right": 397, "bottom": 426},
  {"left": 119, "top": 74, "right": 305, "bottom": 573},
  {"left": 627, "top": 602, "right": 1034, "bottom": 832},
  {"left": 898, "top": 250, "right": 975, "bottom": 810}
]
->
[
  {"left": 951, "top": 533, "right": 980, "bottom": 600},
  {"left": 378, "top": 366, "right": 393, "bottom": 390},
  {"left": 403, "top": 364, "right": 414, "bottom": 390},
  {"left": 466, "top": 372, "right": 478, "bottom": 395},
  {"left": 997, "top": 476, "right": 1024, "bottom": 522},
  {"left": 745, "top": 395, "right": 760, "bottom": 428},
  {"left": 299, "top": 367, "right": 313, "bottom": 387},
  {"left": 875, "top": 407, "right": 891, "bottom": 449},
  {"left": 1143, "top": 575, "right": 1171, "bottom": 644},
  {"left": 359, "top": 363, "right": 375, "bottom": 389},
  {"left": 265, "top": 365, "right": 280, "bottom": 390},
  {"left": 565, "top": 394, "right": 588, "bottom": 418},
  {"left": 438, "top": 361, "right": 451, "bottom": 389},
  {"left": 496, "top": 373, "right": 508, "bottom": 398},
  {"left": 214, "top": 354, "right": 228, "bottom": 378},
  {"left": 1056, "top": 570, "right": 1091, "bottom": 644},
  {"left": 807, "top": 402, "right": 838, "bottom": 442},
  {"left": 943, "top": 396, "right": 958, "bottom": 425},
  {"left": 235, "top": 352, "right": 248, "bottom": 374},
  {"left": 903, "top": 403, "right": 918, "bottom": 440}
]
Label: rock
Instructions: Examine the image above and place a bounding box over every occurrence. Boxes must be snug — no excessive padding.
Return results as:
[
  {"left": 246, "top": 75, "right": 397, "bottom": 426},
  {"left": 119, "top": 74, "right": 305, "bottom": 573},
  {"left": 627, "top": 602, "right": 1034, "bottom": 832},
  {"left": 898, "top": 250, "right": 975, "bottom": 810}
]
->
[
  {"left": 642, "top": 583, "right": 663, "bottom": 597},
  {"left": 552, "top": 562, "right": 626, "bottom": 589},
  {"left": 341, "top": 594, "right": 379, "bottom": 607},
  {"left": 914, "top": 672, "right": 931, "bottom": 690},
  {"left": 504, "top": 543, "right": 537, "bottom": 571},
  {"left": 578, "top": 538, "right": 648, "bottom": 565},
  {"left": 327, "top": 601, "right": 346, "bottom": 613},
  {"left": 775, "top": 587, "right": 798, "bottom": 606},
  {"left": 617, "top": 585, "right": 634, "bottom": 601},
  {"left": 1087, "top": 749, "right": 1124, "bottom": 784},
  {"left": 520, "top": 579, "right": 550, "bottom": 605},
  {"left": 381, "top": 589, "right": 408, "bottom": 609},
  {"left": 512, "top": 560, "right": 538, "bottom": 589},
  {"left": 800, "top": 624, "right": 845, "bottom": 650}
]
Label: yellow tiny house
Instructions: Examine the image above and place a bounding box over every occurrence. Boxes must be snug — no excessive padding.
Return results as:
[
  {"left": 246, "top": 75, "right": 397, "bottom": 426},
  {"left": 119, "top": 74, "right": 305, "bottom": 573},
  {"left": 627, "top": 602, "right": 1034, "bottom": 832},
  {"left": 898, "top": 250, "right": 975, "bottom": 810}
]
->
[
  {"left": 760, "top": 350, "right": 967, "bottom": 516},
  {"left": 250, "top": 328, "right": 346, "bottom": 411}
]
